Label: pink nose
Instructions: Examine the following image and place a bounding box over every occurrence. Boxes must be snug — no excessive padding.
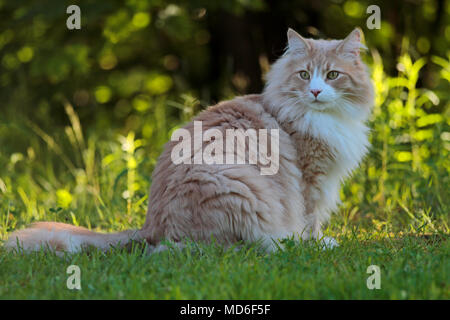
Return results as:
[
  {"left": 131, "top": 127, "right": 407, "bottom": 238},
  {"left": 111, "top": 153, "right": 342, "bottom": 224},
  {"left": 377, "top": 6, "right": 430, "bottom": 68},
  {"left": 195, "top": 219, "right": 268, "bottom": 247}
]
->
[{"left": 310, "top": 89, "right": 322, "bottom": 98}]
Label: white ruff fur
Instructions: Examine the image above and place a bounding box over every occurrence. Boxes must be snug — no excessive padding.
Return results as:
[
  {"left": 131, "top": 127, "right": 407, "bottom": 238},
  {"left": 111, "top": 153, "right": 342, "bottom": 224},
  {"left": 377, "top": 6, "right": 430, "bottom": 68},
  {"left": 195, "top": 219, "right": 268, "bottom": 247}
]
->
[{"left": 298, "top": 109, "right": 369, "bottom": 222}]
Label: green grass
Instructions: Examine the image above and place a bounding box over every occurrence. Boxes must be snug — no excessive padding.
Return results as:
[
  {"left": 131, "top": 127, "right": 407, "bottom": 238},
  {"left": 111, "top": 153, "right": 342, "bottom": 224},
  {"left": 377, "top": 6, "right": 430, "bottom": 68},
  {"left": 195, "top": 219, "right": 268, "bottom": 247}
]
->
[{"left": 0, "top": 234, "right": 448, "bottom": 299}]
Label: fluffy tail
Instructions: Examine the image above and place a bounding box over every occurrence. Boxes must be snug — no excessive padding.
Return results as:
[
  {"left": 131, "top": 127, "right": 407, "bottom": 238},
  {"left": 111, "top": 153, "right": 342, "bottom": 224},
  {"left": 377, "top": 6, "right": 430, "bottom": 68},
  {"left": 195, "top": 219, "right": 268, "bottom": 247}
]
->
[{"left": 5, "top": 222, "right": 142, "bottom": 254}]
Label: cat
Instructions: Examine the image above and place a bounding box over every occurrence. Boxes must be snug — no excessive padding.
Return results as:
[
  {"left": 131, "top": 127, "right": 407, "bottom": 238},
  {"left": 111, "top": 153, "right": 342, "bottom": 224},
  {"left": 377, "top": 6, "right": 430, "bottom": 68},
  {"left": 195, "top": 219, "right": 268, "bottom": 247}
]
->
[{"left": 5, "top": 27, "right": 374, "bottom": 254}]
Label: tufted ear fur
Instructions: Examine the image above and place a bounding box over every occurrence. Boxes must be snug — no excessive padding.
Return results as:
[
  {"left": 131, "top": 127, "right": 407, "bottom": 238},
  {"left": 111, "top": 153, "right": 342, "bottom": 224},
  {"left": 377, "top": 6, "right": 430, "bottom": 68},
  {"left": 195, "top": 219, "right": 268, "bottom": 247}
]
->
[
  {"left": 287, "top": 28, "right": 311, "bottom": 54},
  {"left": 336, "top": 28, "right": 366, "bottom": 58}
]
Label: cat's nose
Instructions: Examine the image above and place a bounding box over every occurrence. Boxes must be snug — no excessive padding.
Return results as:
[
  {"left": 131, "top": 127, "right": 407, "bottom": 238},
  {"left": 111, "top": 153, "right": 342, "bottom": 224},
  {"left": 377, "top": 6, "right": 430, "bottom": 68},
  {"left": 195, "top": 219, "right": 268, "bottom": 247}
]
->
[{"left": 310, "top": 89, "right": 322, "bottom": 98}]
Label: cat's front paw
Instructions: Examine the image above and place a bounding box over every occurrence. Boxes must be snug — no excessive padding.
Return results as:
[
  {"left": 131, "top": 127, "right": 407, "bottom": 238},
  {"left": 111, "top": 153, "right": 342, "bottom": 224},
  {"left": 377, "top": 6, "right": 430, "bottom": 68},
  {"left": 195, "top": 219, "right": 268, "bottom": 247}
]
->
[{"left": 320, "top": 236, "right": 339, "bottom": 249}]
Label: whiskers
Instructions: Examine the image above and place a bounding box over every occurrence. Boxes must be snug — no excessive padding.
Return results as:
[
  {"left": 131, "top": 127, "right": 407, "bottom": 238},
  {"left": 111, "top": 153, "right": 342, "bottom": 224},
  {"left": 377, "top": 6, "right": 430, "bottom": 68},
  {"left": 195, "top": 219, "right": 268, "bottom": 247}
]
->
[
  {"left": 331, "top": 96, "right": 368, "bottom": 120},
  {"left": 279, "top": 89, "right": 303, "bottom": 97},
  {"left": 341, "top": 92, "right": 367, "bottom": 103}
]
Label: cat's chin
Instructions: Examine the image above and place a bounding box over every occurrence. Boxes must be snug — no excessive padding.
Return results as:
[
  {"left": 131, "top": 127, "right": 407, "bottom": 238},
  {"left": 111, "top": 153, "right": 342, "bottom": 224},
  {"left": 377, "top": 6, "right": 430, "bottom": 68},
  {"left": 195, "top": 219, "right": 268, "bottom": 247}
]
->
[
  {"left": 308, "top": 101, "right": 365, "bottom": 119},
  {"left": 308, "top": 101, "right": 333, "bottom": 112}
]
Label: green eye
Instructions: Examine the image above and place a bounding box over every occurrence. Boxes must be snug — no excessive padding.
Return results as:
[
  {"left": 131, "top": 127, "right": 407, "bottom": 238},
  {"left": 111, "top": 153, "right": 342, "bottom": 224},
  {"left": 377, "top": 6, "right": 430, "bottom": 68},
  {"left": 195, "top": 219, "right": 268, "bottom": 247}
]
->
[
  {"left": 299, "top": 71, "right": 310, "bottom": 80},
  {"left": 327, "top": 71, "right": 339, "bottom": 80}
]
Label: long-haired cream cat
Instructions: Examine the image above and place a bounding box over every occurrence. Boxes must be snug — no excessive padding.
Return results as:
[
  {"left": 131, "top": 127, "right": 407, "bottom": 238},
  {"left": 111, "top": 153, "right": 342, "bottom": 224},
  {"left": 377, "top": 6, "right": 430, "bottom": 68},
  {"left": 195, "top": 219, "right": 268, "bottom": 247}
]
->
[{"left": 6, "top": 28, "right": 374, "bottom": 254}]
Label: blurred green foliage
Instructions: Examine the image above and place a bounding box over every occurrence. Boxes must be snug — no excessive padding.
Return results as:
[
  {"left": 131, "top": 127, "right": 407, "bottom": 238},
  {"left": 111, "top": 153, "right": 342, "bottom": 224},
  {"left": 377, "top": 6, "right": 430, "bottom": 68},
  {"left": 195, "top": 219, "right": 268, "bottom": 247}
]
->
[{"left": 0, "top": 0, "right": 448, "bottom": 238}]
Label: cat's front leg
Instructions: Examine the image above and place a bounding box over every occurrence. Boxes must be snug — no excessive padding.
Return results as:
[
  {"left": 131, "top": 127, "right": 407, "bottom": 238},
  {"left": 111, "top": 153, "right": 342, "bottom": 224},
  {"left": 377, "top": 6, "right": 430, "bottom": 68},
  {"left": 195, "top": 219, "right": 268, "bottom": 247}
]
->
[
  {"left": 308, "top": 222, "right": 339, "bottom": 249},
  {"left": 304, "top": 178, "right": 339, "bottom": 249},
  {"left": 309, "top": 203, "right": 339, "bottom": 250},
  {"left": 320, "top": 236, "right": 339, "bottom": 249}
]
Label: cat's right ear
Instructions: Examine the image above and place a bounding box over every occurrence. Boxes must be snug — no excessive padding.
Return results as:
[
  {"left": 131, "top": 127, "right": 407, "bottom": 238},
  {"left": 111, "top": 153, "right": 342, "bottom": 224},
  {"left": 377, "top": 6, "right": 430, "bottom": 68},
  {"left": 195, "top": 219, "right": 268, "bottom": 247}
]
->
[{"left": 287, "top": 28, "right": 310, "bottom": 54}]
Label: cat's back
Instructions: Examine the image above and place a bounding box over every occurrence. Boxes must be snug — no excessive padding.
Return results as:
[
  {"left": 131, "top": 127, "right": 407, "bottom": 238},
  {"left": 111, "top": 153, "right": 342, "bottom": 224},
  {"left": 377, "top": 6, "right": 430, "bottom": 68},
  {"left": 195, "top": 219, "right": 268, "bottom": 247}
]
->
[
  {"left": 141, "top": 94, "right": 306, "bottom": 244},
  {"left": 199, "top": 94, "right": 267, "bottom": 129},
  {"left": 145, "top": 94, "right": 273, "bottom": 206}
]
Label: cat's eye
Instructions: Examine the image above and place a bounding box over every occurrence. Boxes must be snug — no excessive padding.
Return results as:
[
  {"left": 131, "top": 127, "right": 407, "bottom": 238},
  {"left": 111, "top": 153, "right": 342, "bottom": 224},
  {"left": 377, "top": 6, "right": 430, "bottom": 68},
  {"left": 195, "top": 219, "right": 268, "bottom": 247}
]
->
[
  {"left": 298, "top": 71, "right": 310, "bottom": 80},
  {"left": 327, "top": 71, "right": 340, "bottom": 80}
]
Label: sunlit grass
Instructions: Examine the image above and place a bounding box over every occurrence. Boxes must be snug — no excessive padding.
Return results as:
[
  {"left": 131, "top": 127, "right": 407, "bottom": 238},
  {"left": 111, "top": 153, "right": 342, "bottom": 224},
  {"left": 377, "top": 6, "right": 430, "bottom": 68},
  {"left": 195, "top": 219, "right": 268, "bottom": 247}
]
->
[{"left": 0, "top": 234, "right": 448, "bottom": 299}]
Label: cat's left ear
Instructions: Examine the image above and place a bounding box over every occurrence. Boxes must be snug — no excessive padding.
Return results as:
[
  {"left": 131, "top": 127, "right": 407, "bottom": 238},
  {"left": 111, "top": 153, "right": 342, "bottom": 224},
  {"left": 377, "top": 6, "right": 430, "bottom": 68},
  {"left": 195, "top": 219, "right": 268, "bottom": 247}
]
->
[{"left": 337, "top": 28, "right": 365, "bottom": 58}]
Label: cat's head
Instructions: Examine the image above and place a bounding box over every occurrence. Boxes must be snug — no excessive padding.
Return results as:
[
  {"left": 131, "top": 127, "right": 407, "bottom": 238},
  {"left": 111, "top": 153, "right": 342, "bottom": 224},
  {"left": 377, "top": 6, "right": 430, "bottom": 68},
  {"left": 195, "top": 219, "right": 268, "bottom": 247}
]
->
[{"left": 263, "top": 28, "right": 374, "bottom": 122}]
